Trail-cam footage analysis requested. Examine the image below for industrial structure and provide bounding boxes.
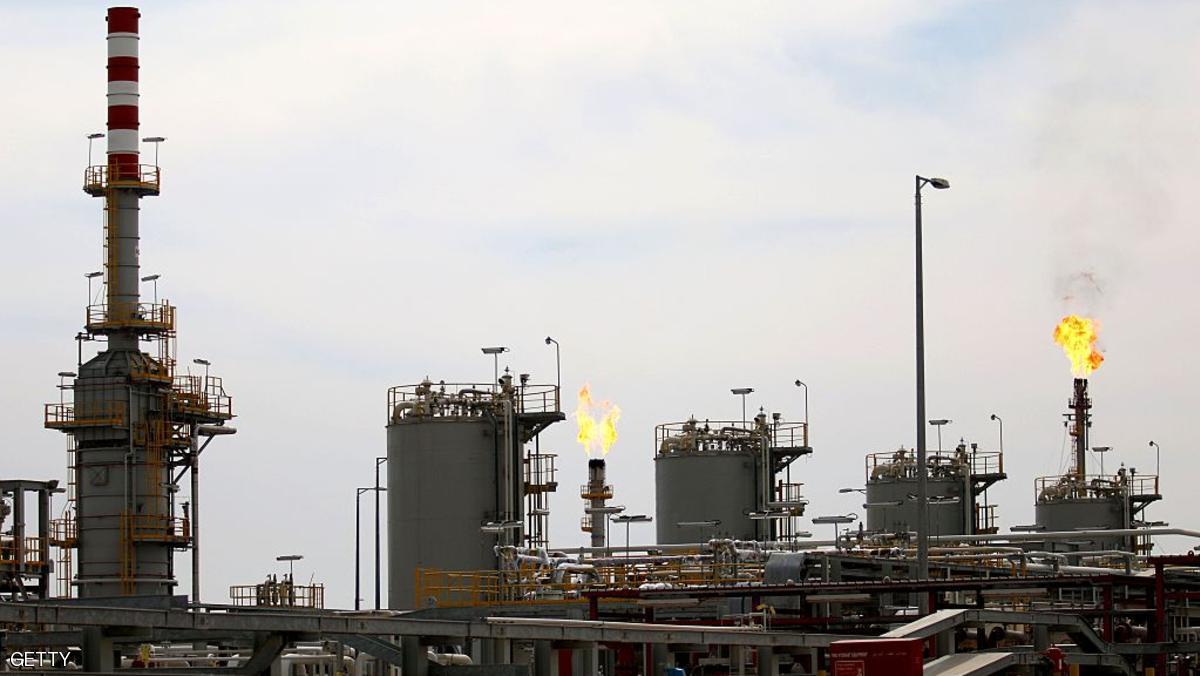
[1,6,1199,676]
[655,412,811,544]
[863,439,1005,537]
[39,6,233,600]
[1033,378,1161,557]
[386,375,563,609]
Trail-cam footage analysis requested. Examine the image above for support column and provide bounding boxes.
[578,642,599,676]
[756,647,777,676]
[402,636,428,676]
[534,640,556,676]
[651,643,671,676]
[82,628,115,673]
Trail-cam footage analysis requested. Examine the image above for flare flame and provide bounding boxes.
[574,384,621,457]
[1053,315,1105,377]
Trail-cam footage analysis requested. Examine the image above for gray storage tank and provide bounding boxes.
[1032,378,1160,556]
[655,414,810,544]
[387,376,562,609]
[863,443,1005,537]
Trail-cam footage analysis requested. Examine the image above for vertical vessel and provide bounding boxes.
[44,7,232,598]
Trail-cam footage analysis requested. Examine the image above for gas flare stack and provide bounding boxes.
[580,459,619,548]
[43,6,233,599]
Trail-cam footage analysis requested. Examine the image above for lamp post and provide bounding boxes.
[812,514,857,552]
[731,388,754,425]
[141,274,160,305]
[794,379,809,446]
[374,456,387,610]
[544,337,560,408]
[190,424,236,605]
[929,419,952,453]
[989,414,1003,453]
[482,347,509,392]
[85,271,103,307]
[1149,440,1160,480]
[276,554,303,581]
[86,132,104,167]
[56,372,75,405]
[915,173,950,586]
[611,514,652,563]
[355,487,371,610]
[1093,446,1112,476]
[193,358,210,392]
[142,136,166,166]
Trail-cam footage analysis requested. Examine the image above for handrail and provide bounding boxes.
[44,400,127,429]
[86,301,175,333]
[83,163,160,193]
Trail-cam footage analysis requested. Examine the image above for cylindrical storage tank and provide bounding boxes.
[387,381,523,610]
[1034,496,1127,553]
[654,420,763,544]
[387,416,500,609]
[865,475,968,537]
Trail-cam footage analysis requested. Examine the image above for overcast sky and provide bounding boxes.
[3,1,1198,609]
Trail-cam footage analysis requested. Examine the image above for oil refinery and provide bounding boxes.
[3,6,1199,676]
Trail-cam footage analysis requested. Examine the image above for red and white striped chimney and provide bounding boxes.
[106,7,139,179]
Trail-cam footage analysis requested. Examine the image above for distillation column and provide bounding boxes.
[45,7,233,598]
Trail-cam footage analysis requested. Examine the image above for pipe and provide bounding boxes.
[191,428,200,604]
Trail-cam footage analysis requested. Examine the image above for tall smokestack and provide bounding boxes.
[106,7,140,178]
[103,7,144,344]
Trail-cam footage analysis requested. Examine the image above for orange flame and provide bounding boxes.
[1053,315,1105,377]
[574,384,620,457]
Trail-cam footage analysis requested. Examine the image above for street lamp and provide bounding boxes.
[731,388,754,425]
[86,132,104,167]
[482,346,509,392]
[141,274,161,304]
[929,419,952,453]
[794,379,809,446]
[1149,441,1161,479]
[189,424,235,606]
[990,414,1004,453]
[544,337,561,408]
[142,136,166,166]
[85,271,103,307]
[374,456,387,610]
[1092,446,1112,476]
[55,372,76,405]
[276,554,303,581]
[812,514,858,552]
[915,173,950,587]
[611,514,652,563]
[355,487,373,610]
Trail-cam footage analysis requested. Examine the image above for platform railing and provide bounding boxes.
[86,301,175,333]
[84,164,160,193]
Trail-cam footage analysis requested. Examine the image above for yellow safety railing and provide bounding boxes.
[415,559,766,609]
[580,483,614,500]
[127,514,190,544]
[230,582,325,609]
[44,400,127,429]
[0,537,50,567]
[49,517,77,548]
[84,164,161,193]
[86,301,175,333]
